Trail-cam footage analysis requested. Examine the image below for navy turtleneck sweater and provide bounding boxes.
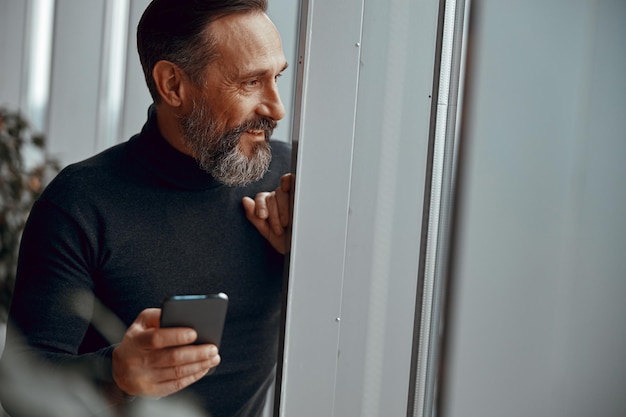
[1,107,291,417]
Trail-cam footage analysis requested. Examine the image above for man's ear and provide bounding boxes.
[152,60,188,107]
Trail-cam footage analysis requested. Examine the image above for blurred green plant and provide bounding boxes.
[0,107,60,321]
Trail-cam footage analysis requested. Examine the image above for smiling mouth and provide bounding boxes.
[246,129,266,139]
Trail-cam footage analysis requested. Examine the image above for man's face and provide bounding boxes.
[180,11,288,187]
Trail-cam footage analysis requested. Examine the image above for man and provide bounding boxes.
[0,1,292,416]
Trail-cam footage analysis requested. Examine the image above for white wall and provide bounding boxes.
[442,1,626,416]
[279,0,440,415]
[0,1,27,108]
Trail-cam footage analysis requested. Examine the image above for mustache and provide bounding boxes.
[231,117,277,135]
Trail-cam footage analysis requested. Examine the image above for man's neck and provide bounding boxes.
[155,103,193,157]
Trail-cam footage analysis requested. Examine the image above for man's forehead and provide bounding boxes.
[209,12,282,50]
[208,12,287,76]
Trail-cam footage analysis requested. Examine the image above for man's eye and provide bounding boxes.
[244,79,259,87]
[275,73,283,82]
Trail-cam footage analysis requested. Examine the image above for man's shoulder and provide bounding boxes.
[41,142,130,204]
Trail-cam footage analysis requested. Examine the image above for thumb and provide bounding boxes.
[242,196,256,220]
[135,308,162,330]
[242,196,270,237]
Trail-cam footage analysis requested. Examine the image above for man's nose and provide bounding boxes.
[258,83,286,121]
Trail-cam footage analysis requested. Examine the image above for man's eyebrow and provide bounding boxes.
[238,62,289,79]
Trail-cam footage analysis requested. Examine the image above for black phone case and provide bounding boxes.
[160,293,229,347]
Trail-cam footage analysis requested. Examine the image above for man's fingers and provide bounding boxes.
[134,327,198,350]
[113,339,220,397]
[242,195,256,218]
[254,192,273,220]
[275,188,291,228]
[280,173,293,192]
[127,308,196,350]
[243,196,270,237]
[148,344,219,368]
[253,192,271,219]
[150,368,214,398]
[246,192,284,237]
[277,173,293,227]
[242,174,294,255]
[258,192,284,236]
[151,351,220,381]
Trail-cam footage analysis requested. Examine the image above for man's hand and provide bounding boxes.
[243,173,293,255]
[112,308,220,398]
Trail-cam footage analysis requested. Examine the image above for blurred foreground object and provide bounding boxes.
[0,330,207,417]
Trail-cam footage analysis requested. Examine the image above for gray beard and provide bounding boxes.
[180,98,274,187]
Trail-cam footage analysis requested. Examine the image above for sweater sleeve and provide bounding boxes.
[7,197,98,353]
[0,197,123,414]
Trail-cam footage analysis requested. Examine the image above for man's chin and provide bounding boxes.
[209,147,272,187]
[239,132,270,156]
[213,168,269,187]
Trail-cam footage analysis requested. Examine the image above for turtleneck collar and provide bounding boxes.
[127,105,223,191]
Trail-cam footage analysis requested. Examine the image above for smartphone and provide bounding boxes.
[160,293,229,347]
